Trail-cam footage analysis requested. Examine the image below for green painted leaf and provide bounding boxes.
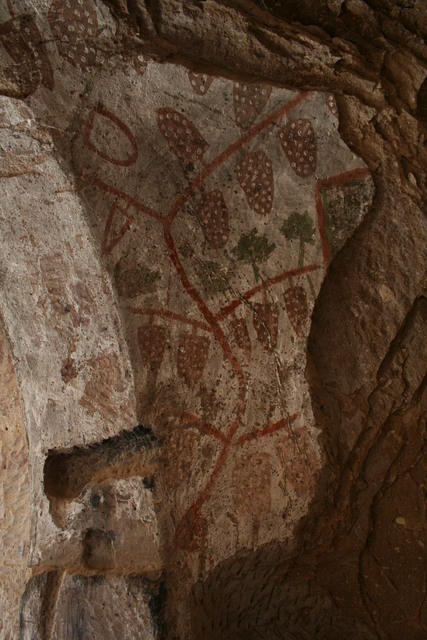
[281,211,315,245]
[115,263,160,298]
[194,259,232,294]
[232,228,275,280]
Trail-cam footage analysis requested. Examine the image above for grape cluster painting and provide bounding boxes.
[73,61,374,562]
[0,1,374,569]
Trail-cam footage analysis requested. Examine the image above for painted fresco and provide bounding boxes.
[0,0,374,585]
[71,63,373,565]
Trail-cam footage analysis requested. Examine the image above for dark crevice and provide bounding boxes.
[44,425,160,502]
[82,528,117,571]
[416,76,427,126]
[148,575,168,639]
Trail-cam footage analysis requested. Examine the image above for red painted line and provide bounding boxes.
[216,264,320,320]
[127,307,213,333]
[235,413,299,446]
[92,178,166,223]
[317,167,371,190]
[165,227,248,548]
[168,93,317,549]
[164,226,247,435]
[102,201,134,256]
[84,106,139,167]
[314,183,332,269]
[167,92,312,225]
[163,228,246,394]
[198,435,234,493]
[315,167,371,269]
[174,410,300,549]
[178,412,227,444]
[7,0,15,17]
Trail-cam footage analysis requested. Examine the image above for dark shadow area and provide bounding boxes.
[188,265,426,639]
[44,425,159,501]
[19,572,164,640]
[417,77,427,127]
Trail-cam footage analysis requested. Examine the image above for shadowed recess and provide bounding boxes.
[44,425,160,501]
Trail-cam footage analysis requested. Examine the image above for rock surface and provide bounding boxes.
[0,1,425,639]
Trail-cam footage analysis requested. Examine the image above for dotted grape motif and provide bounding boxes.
[279,118,317,177]
[252,302,279,351]
[230,317,251,361]
[138,324,168,373]
[188,71,214,96]
[0,14,54,92]
[283,285,308,336]
[197,190,230,248]
[232,452,271,516]
[177,333,210,386]
[48,0,98,69]
[233,82,272,129]
[157,108,208,164]
[236,150,274,216]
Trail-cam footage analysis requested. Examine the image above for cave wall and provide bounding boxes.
[0,1,425,639]
[0,322,30,640]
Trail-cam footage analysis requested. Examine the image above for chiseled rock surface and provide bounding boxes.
[0,94,138,577]
[0,324,30,640]
[20,573,158,639]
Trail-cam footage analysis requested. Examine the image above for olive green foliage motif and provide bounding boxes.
[115,262,161,298]
[194,259,232,294]
[281,211,315,267]
[232,227,275,280]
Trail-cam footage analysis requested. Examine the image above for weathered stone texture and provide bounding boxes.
[0,323,30,640]
[19,573,157,639]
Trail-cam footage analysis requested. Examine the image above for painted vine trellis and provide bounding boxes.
[0,0,372,547]
[79,71,370,552]
[0,0,372,555]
